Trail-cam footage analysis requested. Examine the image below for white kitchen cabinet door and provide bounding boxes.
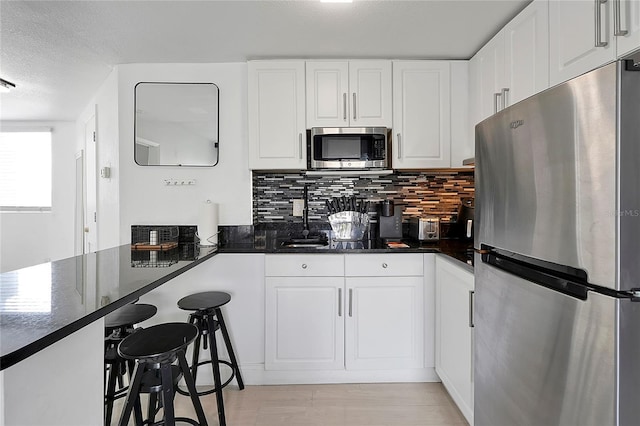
[248,60,306,170]
[345,276,424,370]
[348,60,392,127]
[306,60,392,128]
[549,0,616,86]
[306,61,350,128]
[471,32,505,124]
[503,0,549,107]
[616,0,640,57]
[265,276,345,370]
[392,61,451,169]
[435,255,474,426]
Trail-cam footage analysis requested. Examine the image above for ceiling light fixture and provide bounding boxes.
[320,0,353,3]
[0,78,16,93]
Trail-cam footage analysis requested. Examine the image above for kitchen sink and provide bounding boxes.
[281,237,328,248]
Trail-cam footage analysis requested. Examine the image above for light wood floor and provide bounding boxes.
[111,382,468,426]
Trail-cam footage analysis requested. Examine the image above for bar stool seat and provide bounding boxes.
[117,322,207,426]
[104,303,157,426]
[177,291,244,426]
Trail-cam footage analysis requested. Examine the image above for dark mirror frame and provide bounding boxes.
[134,82,219,167]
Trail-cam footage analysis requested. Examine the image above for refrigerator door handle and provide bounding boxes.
[469,290,475,328]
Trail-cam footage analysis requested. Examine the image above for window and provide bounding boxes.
[0,129,52,211]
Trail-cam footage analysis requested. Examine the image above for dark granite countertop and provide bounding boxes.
[0,244,217,370]
[1,225,472,370]
[218,225,474,270]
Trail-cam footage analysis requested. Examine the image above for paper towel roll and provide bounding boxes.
[198,200,219,246]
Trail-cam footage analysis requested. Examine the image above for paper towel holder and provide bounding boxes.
[197,199,219,246]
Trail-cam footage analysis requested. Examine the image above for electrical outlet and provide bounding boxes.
[292,199,304,217]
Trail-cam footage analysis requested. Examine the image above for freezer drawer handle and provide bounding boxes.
[482,249,589,300]
[630,289,640,302]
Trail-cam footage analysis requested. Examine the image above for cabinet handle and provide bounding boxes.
[301,263,307,269]
[338,288,342,317]
[595,0,609,47]
[396,134,402,159]
[299,133,303,159]
[501,88,510,109]
[343,93,347,121]
[352,93,357,120]
[493,93,502,114]
[614,0,628,36]
[469,290,475,328]
[348,288,353,317]
[382,263,388,268]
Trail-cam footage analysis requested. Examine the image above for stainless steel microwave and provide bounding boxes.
[309,127,388,170]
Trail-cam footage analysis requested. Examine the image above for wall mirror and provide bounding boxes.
[134,82,219,166]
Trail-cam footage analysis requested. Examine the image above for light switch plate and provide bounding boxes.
[292,199,304,217]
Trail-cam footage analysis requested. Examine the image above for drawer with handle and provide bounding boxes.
[265,254,344,277]
[345,253,423,277]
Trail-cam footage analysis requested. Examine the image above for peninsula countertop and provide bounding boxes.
[1,225,472,370]
[0,244,217,370]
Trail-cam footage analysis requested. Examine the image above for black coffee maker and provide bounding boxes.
[378,200,403,241]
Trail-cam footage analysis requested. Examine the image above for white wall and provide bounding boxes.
[117,63,252,244]
[0,121,76,272]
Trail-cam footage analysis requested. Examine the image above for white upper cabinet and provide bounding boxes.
[248,60,307,170]
[306,60,392,128]
[616,0,640,57]
[392,61,452,169]
[549,0,640,86]
[470,0,548,126]
[504,0,550,106]
[469,33,505,125]
[549,0,616,85]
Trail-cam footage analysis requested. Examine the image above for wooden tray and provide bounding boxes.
[131,242,179,251]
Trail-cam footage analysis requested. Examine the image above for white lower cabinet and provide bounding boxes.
[265,253,428,380]
[435,255,475,425]
[265,254,345,371]
[265,276,345,370]
[345,254,424,370]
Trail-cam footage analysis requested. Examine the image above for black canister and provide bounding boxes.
[380,200,394,217]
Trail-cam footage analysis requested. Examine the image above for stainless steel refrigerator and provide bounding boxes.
[474,60,640,426]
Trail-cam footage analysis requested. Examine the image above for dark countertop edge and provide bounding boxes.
[217,245,474,271]
[0,248,218,371]
[436,252,474,274]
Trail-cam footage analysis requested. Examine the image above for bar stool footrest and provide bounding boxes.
[176,359,235,397]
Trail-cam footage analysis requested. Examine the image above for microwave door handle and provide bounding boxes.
[299,133,303,159]
[397,133,402,159]
[343,93,347,121]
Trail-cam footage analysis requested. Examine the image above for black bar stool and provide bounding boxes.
[117,322,208,426]
[177,291,244,426]
[104,303,157,426]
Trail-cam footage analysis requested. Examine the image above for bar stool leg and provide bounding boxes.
[177,350,209,426]
[214,307,245,390]
[118,362,145,426]
[105,362,118,426]
[147,392,158,425]
[191,331,202,386]
[206,316,226,426]
[160,363,176,426]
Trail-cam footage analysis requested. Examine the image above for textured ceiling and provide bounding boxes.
[0,0,530,121]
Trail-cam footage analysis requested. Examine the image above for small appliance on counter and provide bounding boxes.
[409,217,440,241]
[455,197,474,240]
[378,200,403,242]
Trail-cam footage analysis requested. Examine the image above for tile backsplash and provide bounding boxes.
[252,170,474,224]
